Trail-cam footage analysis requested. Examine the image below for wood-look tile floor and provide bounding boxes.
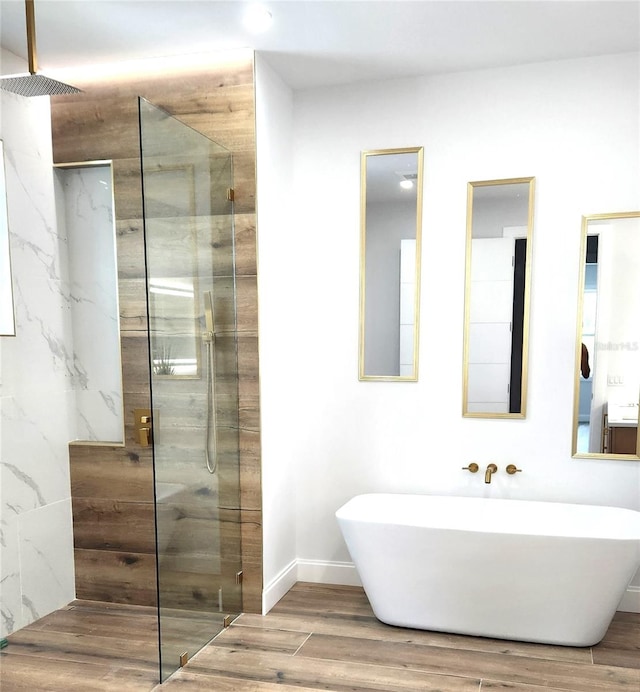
[1,582,638,691]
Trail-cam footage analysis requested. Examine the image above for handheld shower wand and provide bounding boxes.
[203,291,218,474]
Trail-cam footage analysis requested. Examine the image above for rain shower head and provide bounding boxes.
[0,1,80,97]
[0,73,80,97]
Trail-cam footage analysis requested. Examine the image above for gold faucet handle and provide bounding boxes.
[138,427,152,446]
[506,464,522,475]
[462,463,479,473]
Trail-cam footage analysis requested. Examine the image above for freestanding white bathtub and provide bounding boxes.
[336,493,640,646]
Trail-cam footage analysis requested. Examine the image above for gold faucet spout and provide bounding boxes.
[484,463,498,483]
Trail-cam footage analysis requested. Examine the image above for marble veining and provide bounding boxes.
[18,500,75,629]
[20,595,38,622]
[2,462,47,509]
[4,152,63,282]
[55,166,123,442]
[0,515,21,635]
[0,90,76,638]
[6,276,76,388]
[1,392,71,507]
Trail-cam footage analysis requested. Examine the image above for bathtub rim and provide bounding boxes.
[336,492,640,542]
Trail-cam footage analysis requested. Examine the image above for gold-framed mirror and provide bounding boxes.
[572,211,640,460]
[462,177,535,417]
[359,147,424,381]
[0,139,16,336]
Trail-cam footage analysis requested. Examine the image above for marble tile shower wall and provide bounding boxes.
[0,91,75,637]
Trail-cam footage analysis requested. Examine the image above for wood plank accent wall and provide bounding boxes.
[50,52,262,614]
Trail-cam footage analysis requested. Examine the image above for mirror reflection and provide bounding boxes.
[463,178,535,417]
[573,212,640,459]
[0,140,16,336]
[359,147,423,381]
[149,277,199,377]
[144,164,202,379]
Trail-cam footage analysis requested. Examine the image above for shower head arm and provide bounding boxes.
[25,0,38,75]
[0,0,81,96]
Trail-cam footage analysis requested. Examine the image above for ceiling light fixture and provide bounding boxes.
[243,4,273,33]
[400,179,414,190]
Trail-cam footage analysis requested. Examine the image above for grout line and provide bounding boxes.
[291,631,313,657]
[232,616,309,636]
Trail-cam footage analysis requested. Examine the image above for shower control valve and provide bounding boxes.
[134,408,153,447]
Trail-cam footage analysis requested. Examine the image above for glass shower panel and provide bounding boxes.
[138,98,242,683]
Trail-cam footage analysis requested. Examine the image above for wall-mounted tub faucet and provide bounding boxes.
[484,464,498,483]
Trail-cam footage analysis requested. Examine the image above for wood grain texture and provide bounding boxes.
[0,655,158,691]
[69,444,154,502]
[234,213,258,275]
[52,50,260,615]
[238,335,261,433]
[2,627,158,671]
[240,509,264,614]
[118,278,150,336]
[187,646,480,691]
[239,429,262,511]
[112,158,144,221]
[297,633,640,692]
[73,549,157,606]
[72,499,156,553]
[155,671,322,691]
[234,612,592,664]
[1,584,638,692]
[233,275,259,334]
[591,610,640,669]
[115,218,145,278]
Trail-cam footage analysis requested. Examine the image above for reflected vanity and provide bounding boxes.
[0,140,15,336]
[359,147,424,381]
[462,178,535,417]
[572,212,640,459]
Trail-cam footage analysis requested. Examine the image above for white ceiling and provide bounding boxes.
[0,0,638,90]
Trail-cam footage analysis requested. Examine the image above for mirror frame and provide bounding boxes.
[571,211,640,460]
[0,139,16,337]
[462,176,536,418]
[359,146,424,382]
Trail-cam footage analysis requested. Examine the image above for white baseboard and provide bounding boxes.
[296,559,362,586]
[262,559,361,614]
[262,559,298,615]
[618,586,640,613]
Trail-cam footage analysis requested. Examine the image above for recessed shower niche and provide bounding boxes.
[54,163,123,443]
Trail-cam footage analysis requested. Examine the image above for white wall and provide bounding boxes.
[0,57,76,636]
[257,52,640,606]
[607,219,640,404]
[254,55,298,612]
